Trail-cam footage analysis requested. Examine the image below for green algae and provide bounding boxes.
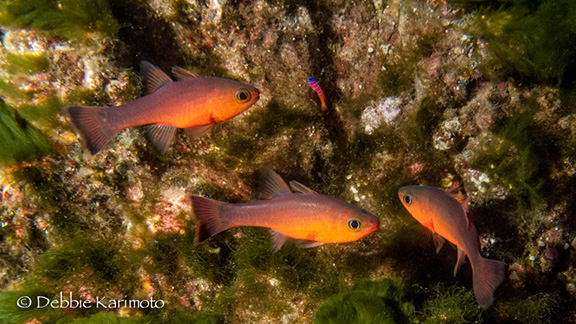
[0,290,58,324]
[470,108,560,210]
[63,312,148,324]
[0,99,52,167]
[313,279,414,324]
[491,292,558,324]
[33,237,124,286]
[19,97,62,127]
[415,286,481,324]
[0,0,119,40]
[462,0,576,87]
[0,80,34,100]
[5,53,50,75]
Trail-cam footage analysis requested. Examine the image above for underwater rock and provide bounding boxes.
[361,97,403,134]
[1,0,576,322]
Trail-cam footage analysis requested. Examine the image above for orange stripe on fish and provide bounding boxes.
[307,76,327,111]
[63,61,260,155]
[190,167,379,252]
[398,185,505,309]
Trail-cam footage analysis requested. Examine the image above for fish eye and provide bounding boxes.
[347,218,362,231]
[236,90,250,102]
[403,195,412,204]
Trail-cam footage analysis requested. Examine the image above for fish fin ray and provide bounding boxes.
[269,230,288,253]
[294,239,323,249]
[454,247,467,276]
[145,124,176,154]
[140,61,173,94]
[172,66,200,80]
[62,105,118,155]
[462,196,471,227]
[289,180,318,195]
[258,167,291,199]
[185,124,213,140]
[190,195,226,245]
[446,187,471,220]
[473,257,505,309]
[433,233,445,253]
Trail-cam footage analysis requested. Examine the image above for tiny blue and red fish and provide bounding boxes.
[307,76,327,111]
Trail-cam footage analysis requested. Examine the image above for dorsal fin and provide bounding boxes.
[258,167,291,200]
[446,187,471,227]
[289,180,318,195]
[172,66,200,81]
[140,61,173,94]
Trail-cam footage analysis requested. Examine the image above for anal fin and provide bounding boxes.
[145,124,177,154]
[294,239,324,249]
[454,247,467,276]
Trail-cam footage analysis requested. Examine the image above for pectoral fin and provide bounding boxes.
[454,247,467,276]
[145,124,176,154]
[270,230,288,253]
[433,233,445,254]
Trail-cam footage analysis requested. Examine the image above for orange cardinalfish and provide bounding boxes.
[398,186,505,309]
[190,168,379,252]
[307,76,327,111]
[63,61,260,155]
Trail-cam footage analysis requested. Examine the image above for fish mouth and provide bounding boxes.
[366,218,380,234]
[252,89,260,103]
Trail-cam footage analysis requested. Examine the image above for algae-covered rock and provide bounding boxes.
[1,0,576,323]
[313,279,414,324]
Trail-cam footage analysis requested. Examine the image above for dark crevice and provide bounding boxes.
[109,0,185,72]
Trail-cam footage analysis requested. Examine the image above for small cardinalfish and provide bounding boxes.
[190,167,379,252]
[63,61,260,155]
[398,186,505,309]
[307,76,327,111]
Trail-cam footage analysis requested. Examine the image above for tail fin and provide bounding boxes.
[62,105,118,155]
[190,195,227,245]
[473,257,505,308]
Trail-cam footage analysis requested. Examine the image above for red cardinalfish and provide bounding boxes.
[398,186,505,308]
[307,76,327,111]
[63,61,260,155]
[190,168,379,252]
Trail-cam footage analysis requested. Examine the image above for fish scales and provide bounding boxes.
[222,194,362,241]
